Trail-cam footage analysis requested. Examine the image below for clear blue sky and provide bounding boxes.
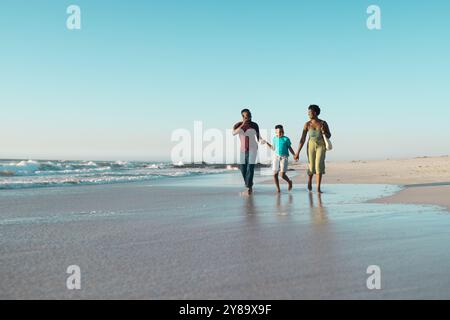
[1,0,449,161]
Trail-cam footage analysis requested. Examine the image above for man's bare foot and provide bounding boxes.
[307,182,312,191]
[288,180,293,191]
[248,187,253,195]
[317,188,323,194]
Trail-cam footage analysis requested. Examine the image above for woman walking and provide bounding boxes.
[294,105,331,193]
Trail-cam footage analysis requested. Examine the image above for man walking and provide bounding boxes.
[232,109,260,195]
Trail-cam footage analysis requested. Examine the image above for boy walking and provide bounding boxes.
[262,125,295,193]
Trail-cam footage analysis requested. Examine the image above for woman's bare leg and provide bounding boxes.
[308,174,313,191]
[316,173,323,193]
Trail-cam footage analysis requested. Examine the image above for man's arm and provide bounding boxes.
[232,121,244,136]
[254,123,260,142]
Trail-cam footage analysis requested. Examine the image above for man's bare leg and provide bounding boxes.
[316,173,323,193]
[240,188,252,196]
[274,174,281,193]
[281,173,293,191]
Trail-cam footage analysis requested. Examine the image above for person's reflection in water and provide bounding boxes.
[242,193,257,216]
[275,193,294,216]
[308,192,328,224]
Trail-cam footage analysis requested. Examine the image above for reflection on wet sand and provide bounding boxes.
[242,193,257,216]
[240,191,329,223]
[308,192,328,225]
[275,194,293,216]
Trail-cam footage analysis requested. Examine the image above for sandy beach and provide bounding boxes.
[1,158,450,299]
[3,0,450,303]
[284,155,450,211]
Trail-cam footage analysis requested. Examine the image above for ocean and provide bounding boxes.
[0,159,245,190]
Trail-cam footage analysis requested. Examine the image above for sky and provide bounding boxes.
[1,0,449,162]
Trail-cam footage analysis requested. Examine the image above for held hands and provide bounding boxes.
[293,153,300,162]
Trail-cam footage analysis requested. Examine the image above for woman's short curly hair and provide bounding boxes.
[308,104,321,116]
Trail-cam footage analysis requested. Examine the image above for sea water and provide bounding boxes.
[0,159,238,190]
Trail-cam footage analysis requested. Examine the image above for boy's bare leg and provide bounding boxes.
[281,173,293,191]
[308,174,313,191]
[316,174,323,193]
[273,174,281,193]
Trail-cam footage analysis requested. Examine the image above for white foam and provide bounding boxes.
[0,160,40,174]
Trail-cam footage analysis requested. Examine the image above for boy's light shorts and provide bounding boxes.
[272,155,289,173]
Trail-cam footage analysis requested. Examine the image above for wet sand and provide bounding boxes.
[1,174,450,299]
[278,156,450,211]
[372,184,450,211]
